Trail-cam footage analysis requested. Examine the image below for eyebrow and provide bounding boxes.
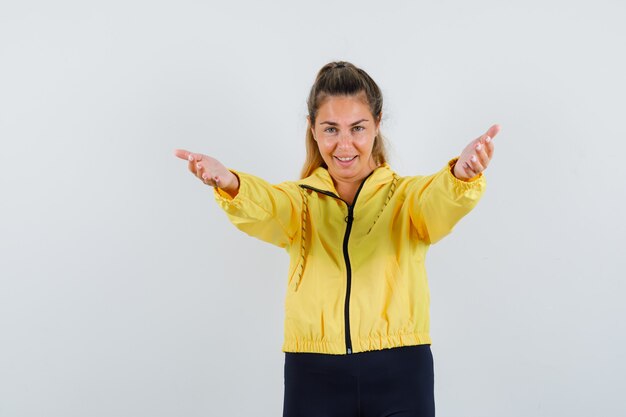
[319,119,369,126]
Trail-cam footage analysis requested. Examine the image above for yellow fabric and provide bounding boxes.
[214,158,486,354]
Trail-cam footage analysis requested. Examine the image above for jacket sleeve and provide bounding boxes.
[213,170,301,249]
[407,158,486,244]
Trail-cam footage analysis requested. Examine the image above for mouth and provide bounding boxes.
[334,155,357,162]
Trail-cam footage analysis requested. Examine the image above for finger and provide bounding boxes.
[174,149,190,160]
[183,152,204,163]
[195,162,204,177]
[485,124,501,141]
[188,160,198,175]
[175,149,205,163]
[203,173,219,188]
[461,160,476,178]
[474,143,490,167]
[484,138,495,159]
[469,154,484,174]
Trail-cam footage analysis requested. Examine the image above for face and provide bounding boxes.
[310,94,381,185]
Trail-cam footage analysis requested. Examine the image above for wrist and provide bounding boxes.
[451,158,478,182]
[219,171,240,197]
[450,159,464,179]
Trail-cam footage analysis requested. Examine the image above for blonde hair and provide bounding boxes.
[300,61,389,179]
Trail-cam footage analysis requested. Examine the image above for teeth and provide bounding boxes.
[336,156,355,162]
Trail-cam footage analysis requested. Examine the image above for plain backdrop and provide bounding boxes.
[1,1,625,416]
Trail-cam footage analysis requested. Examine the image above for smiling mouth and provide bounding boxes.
[334,156,357,162]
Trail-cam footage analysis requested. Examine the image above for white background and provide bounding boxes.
[1,1,625,416]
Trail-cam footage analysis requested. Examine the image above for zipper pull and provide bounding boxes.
[345,208,354,223]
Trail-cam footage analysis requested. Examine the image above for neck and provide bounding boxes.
[334,181,353,203]
[332,158,379,204]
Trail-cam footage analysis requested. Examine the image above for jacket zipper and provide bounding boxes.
[300,175,370,355]
[342,204,355,354]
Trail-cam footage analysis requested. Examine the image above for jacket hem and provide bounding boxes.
[282,333,432,355]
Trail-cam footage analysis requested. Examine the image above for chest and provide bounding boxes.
[301,187,409,247]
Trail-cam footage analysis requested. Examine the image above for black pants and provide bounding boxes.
[283,344,435,417]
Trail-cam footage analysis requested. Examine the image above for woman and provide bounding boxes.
[175,61,499,417]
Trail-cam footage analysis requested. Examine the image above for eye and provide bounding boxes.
[352,126,365,132]
[324,127,337,133]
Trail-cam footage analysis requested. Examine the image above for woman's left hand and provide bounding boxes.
[453,124,501,181]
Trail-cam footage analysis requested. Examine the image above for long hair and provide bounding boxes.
[300,61,389,179]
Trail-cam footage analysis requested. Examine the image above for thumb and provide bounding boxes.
[485,124,502,140]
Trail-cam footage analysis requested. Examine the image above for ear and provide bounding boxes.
[376,112,382,133]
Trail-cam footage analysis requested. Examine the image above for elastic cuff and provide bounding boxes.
[447,158,484,185]
[213,169,243,204]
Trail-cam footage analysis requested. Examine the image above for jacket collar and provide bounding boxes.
[297,163,395,199]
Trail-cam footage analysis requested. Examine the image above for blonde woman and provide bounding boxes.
[175,61,499,417]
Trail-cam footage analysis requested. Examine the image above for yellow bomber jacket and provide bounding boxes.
[214,159,485,355]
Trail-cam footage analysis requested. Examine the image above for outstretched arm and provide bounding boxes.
[174,149,240,198]
[409,124,501,244]
[174,148,302,248]
[452,124,500,181]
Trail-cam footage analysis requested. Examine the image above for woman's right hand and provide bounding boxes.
[174,149,240,197]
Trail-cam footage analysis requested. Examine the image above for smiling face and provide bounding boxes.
[310,94,381,186]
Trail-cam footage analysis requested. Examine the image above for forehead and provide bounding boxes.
[316,94,372,123]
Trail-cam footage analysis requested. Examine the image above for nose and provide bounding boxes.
[337,132,353,149]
